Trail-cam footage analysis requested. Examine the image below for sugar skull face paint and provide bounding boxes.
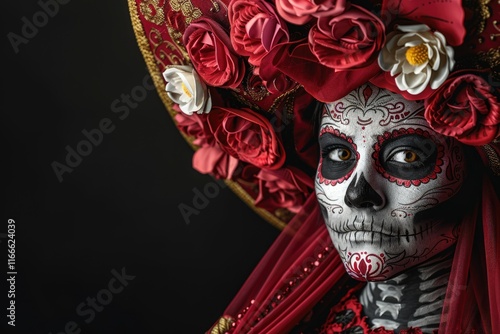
[315,84,466,281]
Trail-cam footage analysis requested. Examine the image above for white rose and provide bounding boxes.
[162,65,212,115]
[378,24,455,95]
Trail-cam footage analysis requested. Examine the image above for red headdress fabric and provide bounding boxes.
[437,144,500,333]
[219,193,342,333]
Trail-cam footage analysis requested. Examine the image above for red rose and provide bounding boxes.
[174,106,215,146]
[175,111,238,179]
[380,0,465,46]
[424,72,500,145]
[257,53,297,94]
[259,38,381,102]
[192,146,239,180]
[208,107,286,169]
[253,166,313,213]
[174,110,214,147]
[183,17,245,89]
[275,0,347,25]
[229,0,289,68]
[309,5,385,70]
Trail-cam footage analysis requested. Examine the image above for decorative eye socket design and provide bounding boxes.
[373,128,444,187]
[318,127,358,184]
[389,150,419,163]
[328,148,352,162]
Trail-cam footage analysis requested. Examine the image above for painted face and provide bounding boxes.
[315,84,466,281]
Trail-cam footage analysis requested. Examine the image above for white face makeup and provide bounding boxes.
[315,84,467,281]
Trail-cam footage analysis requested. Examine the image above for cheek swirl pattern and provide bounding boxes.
[345,251,386,281]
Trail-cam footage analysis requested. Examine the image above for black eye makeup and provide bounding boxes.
[378,134,437,180]
[319,132,357,180]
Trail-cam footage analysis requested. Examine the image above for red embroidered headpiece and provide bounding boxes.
[128,0,500,228]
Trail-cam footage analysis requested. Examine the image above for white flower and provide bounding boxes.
[378,24,455,95]
[162,65,212,115]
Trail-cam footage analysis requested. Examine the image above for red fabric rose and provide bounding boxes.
[253,166,313,213]
[424,72,500,146]
[207,107,286,170]
[275,0,347,25]
[175,111,239,179]
[381,0,465,46]
[260,38,382,102]
[247,70,293,99]
[174,110,214,147]
[309,4,385,70]
[192,146,239,180]
[257,48,298,94]
[229,0,289,68]
[183,17,245,89]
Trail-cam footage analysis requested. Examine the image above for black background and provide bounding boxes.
[2,1,280,333]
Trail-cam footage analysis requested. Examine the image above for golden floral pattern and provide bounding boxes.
[139,0,165,25]
[170,0,202,25]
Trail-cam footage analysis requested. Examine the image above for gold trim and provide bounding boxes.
[127,0,287,230]
[482,144,500,176]
[477,0,491,35]
[169,0,202,25]
[139,0,165,25]
[209,0,221,13]
[478,47,500,81]
[210,316,234,334]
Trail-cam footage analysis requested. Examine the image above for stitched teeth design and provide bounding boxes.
[327,216,433,246]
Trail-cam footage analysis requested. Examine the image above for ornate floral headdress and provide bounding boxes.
[129,0,500,228]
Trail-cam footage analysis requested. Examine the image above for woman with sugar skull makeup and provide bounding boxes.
[315,84,485,332]
[129,0,499,332]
